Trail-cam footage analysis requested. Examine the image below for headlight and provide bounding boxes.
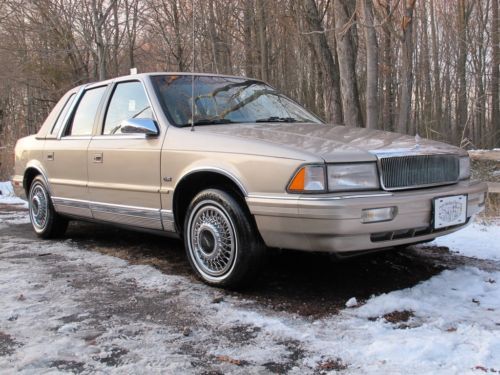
[459,156,471,180]
[287,165,326,192]
[327,163,379,191]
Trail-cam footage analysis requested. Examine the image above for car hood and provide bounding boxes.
[199,122,464,162]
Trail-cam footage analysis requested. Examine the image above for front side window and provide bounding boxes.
[66,86,107,136]
[103,81,153,135]
[151,75,322,127]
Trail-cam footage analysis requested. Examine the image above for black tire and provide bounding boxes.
[183,188,265,289]
[28,176,68,239]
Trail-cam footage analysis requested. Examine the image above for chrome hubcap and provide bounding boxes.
[30,184,48,230]
[189,202,236,278]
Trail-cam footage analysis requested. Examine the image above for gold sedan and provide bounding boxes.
[12,73,487,288]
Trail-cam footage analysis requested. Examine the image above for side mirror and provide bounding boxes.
[120,118,159,136]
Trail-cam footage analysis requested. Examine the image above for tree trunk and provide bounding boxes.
[381,26,394,131]
[361,0,378,129]
[302,0,343,124]
[256,0,269,81]
[112,1,119,76]
[420,1,432,136]
[455,0,468,144]
[429,0,442,136]
[492,0,499,147]
[243,0,254,77]
[334,0,363,127]
[173,0,185,71]
[92,0,117,81]
[397,0,416,135]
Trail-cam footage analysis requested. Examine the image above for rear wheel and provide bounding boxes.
[184,189,264,289]
[28,176,68,238]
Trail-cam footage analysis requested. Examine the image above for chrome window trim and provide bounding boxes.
[57,86,86,140]
[97,79,161,137]
[90,134,149,140]
[58,85,109,139]
[58,136,93,140]
[48,93,77,138]
[143,76,173,128]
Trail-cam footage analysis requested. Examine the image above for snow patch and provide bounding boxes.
[345,297,358,308]
[429,221,500,261]
[0,181,27,207]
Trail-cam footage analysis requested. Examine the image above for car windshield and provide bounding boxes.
[151,75,323,127]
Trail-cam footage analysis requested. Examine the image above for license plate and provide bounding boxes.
[433,195,467,229]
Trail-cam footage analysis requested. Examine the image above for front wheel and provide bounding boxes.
[184,189,264,289]
[28,176,68,238]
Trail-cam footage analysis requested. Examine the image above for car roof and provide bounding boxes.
[83,72,263,89]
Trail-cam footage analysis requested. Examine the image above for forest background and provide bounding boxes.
[0,0,498,177]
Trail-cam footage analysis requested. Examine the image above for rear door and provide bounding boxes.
[44,85,108,218]
[87,79,165,230]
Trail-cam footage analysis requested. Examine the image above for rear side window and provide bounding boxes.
[50,93,75,136]
[66,86,106,136]
[103,81,153,135]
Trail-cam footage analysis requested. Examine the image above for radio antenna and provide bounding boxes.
[190,0,195,132]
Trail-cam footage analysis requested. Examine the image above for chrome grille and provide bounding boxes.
[379,154,459,190]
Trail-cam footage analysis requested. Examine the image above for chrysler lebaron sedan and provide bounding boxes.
[13,73,488,287]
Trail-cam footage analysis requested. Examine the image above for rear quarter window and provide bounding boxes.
[36,90,75,138]
[49,93,76,136]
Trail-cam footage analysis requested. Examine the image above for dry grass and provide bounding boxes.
[479,193,500,222]
[0,146,14,181]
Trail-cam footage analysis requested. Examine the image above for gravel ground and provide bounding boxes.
[1,203,499,374]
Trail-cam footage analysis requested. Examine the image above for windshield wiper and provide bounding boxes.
[180,118,236,127]
[255,116,297,123]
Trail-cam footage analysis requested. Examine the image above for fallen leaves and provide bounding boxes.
[383,310,414,324]
[317,358,348,371]
[215,355,244,366]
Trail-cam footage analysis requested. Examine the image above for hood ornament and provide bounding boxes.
[413,133,421,150]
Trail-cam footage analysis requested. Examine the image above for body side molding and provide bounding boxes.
[51,197,177,232]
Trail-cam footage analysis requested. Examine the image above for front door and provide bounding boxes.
[87,80,165,230]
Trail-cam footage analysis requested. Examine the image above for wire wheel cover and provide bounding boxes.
[30,184,48,230]
[189,202,236,277]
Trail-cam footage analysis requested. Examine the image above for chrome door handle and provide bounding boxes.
[46,152,54,161]
[92,153,103,163]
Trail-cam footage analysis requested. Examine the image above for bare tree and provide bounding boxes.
[302,0,343,124]
[91,0,117,80]
[333,0,363,127]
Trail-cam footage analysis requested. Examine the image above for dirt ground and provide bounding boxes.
[7,206,448,318]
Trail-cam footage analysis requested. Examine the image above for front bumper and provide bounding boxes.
[246,180,487,254]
